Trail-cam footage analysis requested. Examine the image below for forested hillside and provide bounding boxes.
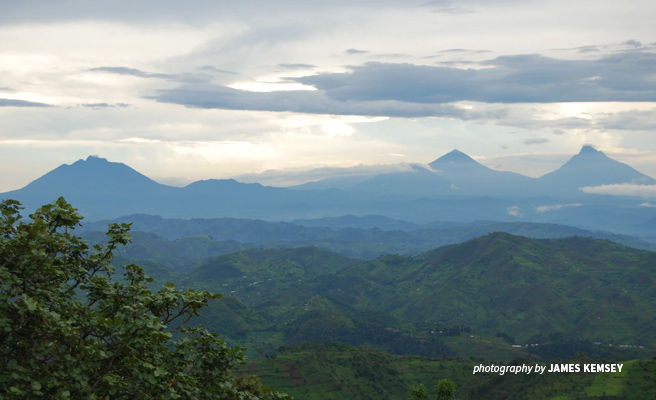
[113,231,656,363]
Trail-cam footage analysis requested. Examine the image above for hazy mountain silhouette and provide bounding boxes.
[351,164,453,196]
[16,156,169,194]
[1,156,379,221]
[295,150,534,196]
[538,145,656,193]
[1,156,177,219]
[428,149,486,170]
[428,149,535,195]
[2,148,655,228]
[295,147,653,198]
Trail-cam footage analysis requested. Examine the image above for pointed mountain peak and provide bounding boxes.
[567,146,614,166]
[85,155,109,162]
[578,145,603,156]
[538,146,656,187]
[70,155,112,168]
[440,149,473,162]
[430,149,478,165]
[429,149,489,171]
[18,155,166,194]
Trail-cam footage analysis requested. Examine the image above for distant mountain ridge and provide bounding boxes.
[2,148,655,231]
[79,214,656,262]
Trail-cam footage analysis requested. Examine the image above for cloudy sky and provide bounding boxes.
[1,0,656,192]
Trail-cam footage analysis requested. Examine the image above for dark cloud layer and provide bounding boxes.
[277,63,316,70]
[152,51,656,118]
[89,67,177,80]
[78,103,130,109]
[90,66,213,84]
[295,52,656,104]
[561,40,656,54]
[152,83,507,119]
[0,98,52,107]
[345,49,369,55]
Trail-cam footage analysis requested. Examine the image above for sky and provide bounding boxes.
[1,0,656,192]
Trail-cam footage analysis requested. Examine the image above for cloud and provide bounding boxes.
[640,201,656,208]
[557,39,656,54]
[436,48,490,57]
[597,109,656,131]
[78,103,130,109]
[0,98,52,107]
[623,39,643,48]
[89,66,178,80]
[345,49,368,55]
[293,52,656,104]
[580,183,656,197]
[152,51,656,118]
[89,66,215,84]
[152,83,498,118]
[507,205,522,216]
[570,45,601,54]
[196,66,238,75]
[277,63,316,70]
[523,137,549,145]
[534,203,581,213]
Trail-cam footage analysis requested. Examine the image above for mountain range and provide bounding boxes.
[294,145,655,197]
[2,146,655,235]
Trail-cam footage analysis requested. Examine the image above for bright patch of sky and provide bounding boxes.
[0,0,655,192]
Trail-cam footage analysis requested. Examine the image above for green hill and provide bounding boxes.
[106,232,656,363]
[80,215,656,261]
[183,246,359,288]
[311,233,656,348]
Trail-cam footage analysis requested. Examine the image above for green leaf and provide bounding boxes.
[0,198,290,400]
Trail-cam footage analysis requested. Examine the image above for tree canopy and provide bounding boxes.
[407,379,458,400]
[0,197,290,399]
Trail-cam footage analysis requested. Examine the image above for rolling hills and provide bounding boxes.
[80,214,656,267]
[318,233,656,347]
[108,231,656,360]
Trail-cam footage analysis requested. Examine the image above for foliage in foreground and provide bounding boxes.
[0,198,290,399]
